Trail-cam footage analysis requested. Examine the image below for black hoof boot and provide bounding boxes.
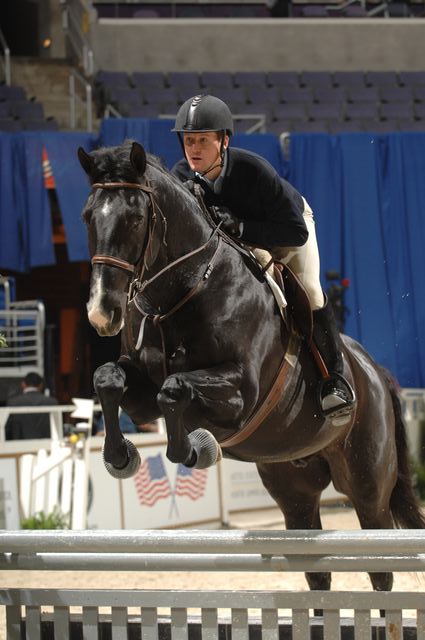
[103,438,141,478]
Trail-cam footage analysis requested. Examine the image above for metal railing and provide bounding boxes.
[0,27,11,85]
[61,0,95,76]
[69,68,93,131]
[0,529,424,638]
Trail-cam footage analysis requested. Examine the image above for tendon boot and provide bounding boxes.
[312,301,356,426]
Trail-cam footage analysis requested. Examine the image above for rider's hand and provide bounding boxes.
[211,206,243,239]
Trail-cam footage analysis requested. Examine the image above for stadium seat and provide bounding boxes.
[131,72,166,90]
[313,86,347,103]
[346,86,380,103]
[246,86,281,105]
[280,86,313,103]
[233,72,268,90]
[273,103,308,120]
[300,71,333,88]
[365,71,399,87]
[333,71,366,87]
[345,101,380,120]
[308,102,343,121]
[379,86,413,103]
[380,102,414,120]
[200,72,234,90]
[267,71,300,88]
[398,71,425,87]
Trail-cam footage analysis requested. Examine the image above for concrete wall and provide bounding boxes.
[90,18,425,72]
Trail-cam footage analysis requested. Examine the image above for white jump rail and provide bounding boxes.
[0,529,425,639]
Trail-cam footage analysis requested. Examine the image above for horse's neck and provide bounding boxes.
[154,179,213,263]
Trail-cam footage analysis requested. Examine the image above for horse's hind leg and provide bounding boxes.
[257,458,333,600]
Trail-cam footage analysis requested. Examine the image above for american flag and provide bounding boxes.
[174,464,208,501]
[134,453,172,507]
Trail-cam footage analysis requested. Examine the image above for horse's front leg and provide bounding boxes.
[94,361,141,478]
[157,363,245,468]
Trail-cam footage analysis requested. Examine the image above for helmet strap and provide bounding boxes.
[199,131,227,178]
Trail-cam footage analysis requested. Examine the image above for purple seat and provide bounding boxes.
[345,102,380,120]
[0,118,23,132]
[267,119,298,135]
[399,119,425,131]
[95,70,130,88]
[380,102,414,120]
[399,71,425,87]
[414,103,425,119]
[291,120,329,132]
[379,86,413,103]
[346,86,380,103]
[267,72,300,88]
[274,103,308,120]
[246,86,281,104]
[167,72,201,97]
[108,86,143,107]
[365,71,399,87]
[280,86,313,103]
[313,86,347,103]
[412,86,425,102]
[124,104,160,118]
[205,87,247,108]
[233,72,268,90]
[362,119,398,133]
[143,87,179,106]
[23,118,59,131]
[131,72,166,90]
[300,71,333,88]
[333,71,366,88]
[236,102,273,124]
[0,102,11,118]
[10,100,44,120]
[308,102,343,120]
[0,85,26,100]
[328,120,363,133]
[200,72,234,90]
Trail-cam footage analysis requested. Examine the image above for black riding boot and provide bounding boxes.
[312,301,355,425]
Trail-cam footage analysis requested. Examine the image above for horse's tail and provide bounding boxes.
[381,367,425,529]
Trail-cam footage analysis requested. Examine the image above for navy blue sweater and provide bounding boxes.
[172,147,308,249]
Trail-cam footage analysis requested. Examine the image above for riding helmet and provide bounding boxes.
[172,94,234,136]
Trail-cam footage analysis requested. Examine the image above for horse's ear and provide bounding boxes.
[78,147,95,176]
[130,142,147,176]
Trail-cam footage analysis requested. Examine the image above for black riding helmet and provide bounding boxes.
[173,95,233,175]
[172,94,234,135]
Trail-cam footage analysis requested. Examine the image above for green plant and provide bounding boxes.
[0,333,6,348]
[21,506,69,530]
[412,462,425,501]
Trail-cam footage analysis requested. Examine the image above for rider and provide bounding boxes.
[171,93,355,424]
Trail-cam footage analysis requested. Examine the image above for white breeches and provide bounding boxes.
[253,198,325,311]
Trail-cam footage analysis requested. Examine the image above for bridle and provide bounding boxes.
[90,181,155,279]
[89,179,223,377]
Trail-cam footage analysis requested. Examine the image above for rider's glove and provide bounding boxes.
[211,206,244,239]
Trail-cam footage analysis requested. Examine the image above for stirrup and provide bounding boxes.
[318,373,356,424]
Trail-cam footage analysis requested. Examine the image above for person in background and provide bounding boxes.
[93,409,159,436]
[5,372,58,440]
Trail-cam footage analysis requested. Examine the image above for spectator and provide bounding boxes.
[5,372,58,440]
[93,409,159,435]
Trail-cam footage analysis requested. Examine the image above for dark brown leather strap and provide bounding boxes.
[91,255,136,274]
[91,181,154,192]
[219,334,300,448]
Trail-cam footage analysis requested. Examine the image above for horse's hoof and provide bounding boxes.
[188,428,222,469]
[103,438,141,479]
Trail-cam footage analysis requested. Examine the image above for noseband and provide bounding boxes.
[90,181,155,276]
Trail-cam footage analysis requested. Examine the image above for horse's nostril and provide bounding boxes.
[111,307,122,326]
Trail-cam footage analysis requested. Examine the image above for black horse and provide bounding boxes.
[79,140,425,596]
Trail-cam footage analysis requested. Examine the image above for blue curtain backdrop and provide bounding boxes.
[0,124,424,386]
